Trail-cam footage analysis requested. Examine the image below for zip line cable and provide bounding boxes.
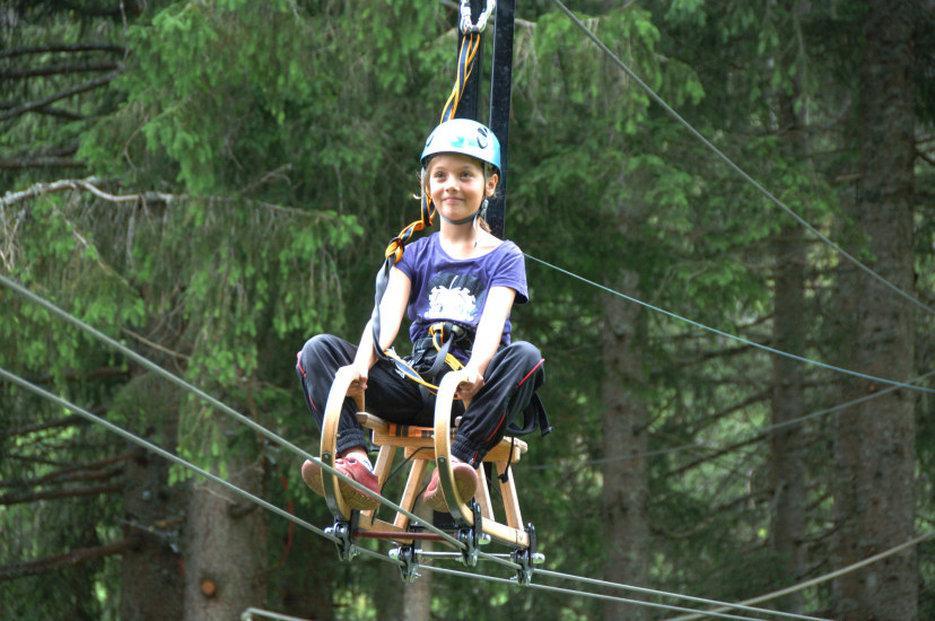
[0,367,815,621]
[533,568,826,621]
[668,531,934,621]
[550,0,934,317]
[423,565,800,621]
[0,342,821,619]
[241,608,312,621]
[531,368,935,470]
[0,275,530,572]
[525,254,935,395]
[0,274,474,558]
[0,366,336,545]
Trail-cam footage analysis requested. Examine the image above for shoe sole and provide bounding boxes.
[301,460,379,512]
[425,466,477,512]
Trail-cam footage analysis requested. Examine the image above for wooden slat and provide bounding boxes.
[498,462,523,530]
[475,465,494,520]
[481,518,529,548]
[355,412,388,433]
[393,458,428,531]
[372,445,396,489]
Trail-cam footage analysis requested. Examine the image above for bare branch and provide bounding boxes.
[0,465,124,490]
[0,483,121,505]
[0,176,330,221]
[665,432,769,479]
[0,43,126,59]
[0,101,84,120]
[0,176,173,209]
[0,62,119,80]
[121,327,191,361]
[0,70,120,122]
[4,415,88,438]
[0,538,137,581]
[0,453,131,488]
[0,156,84,169]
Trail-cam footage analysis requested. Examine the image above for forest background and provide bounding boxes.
[0,1,932,620]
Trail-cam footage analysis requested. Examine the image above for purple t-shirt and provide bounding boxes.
[396,233,528,363]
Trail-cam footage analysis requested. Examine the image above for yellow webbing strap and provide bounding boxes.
[384,348,441,393]
[383,32,482,268]
[430,326,465,372]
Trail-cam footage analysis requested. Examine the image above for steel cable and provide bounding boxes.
[549,0,934,316]
[0,274,469,554]
[524,254,934,394]
[0,366,337,543]
[0,360,818,620]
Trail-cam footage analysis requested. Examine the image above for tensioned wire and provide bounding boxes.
[0,282,823,621]
[668,531,934,621]
[0,367,805,621]
[531,568,825,621]
[529,368,935,470]
[424,566,823,621]
[0,273,470,557]
[549,0,934,317]
[242,609,312,621]
[524,254,934,395]
[242,608,311,621]
[0,366,334,545]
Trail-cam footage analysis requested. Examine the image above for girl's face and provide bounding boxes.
[426,154,498,223]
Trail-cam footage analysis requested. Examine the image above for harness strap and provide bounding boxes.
[498,435,516,483]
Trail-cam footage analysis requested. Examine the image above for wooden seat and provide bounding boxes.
[354,411,529,544]
[320,366,533,549]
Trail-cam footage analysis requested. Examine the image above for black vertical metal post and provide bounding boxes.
[486,0,514,238]
[454,0,485,121]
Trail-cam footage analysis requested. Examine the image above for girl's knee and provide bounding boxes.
[296,334,340,378]
[509,341,542,368]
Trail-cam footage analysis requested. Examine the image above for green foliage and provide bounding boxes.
[1,0,932,619]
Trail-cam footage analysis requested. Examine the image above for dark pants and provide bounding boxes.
[295,334,544,466]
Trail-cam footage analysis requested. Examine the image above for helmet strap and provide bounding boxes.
[438,209,480,225]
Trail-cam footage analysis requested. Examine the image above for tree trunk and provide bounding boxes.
[600,268,649,621]
[769,223,808,612]
[833,2,919,618]
[280,517,336,621]
[182,445,267,621]
[120,441,184,621]
[769,19,809,609]
[401,503,433,621]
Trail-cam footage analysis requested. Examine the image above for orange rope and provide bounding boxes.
[384,32,482,266]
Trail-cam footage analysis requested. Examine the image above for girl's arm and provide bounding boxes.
[459,285,516,398]
[350,267,411,388]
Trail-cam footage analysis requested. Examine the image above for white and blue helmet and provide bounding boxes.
[420,118,501,172]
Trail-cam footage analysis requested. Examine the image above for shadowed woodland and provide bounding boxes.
[0,1,933,620]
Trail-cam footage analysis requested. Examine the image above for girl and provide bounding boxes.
[295,118,544,512]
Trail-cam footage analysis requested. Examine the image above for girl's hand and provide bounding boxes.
[339,364,369,393]
[455,367,485,402]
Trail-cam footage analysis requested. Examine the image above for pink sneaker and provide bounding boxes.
[421,461,478,512]
[301,456,380,511]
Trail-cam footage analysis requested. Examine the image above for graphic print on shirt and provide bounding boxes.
[424,272,482,323]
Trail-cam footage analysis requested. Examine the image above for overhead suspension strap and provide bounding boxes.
[371,2,489,373]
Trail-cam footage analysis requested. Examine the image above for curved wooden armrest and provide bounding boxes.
[320,366,365,520]
[433,368,478,525]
